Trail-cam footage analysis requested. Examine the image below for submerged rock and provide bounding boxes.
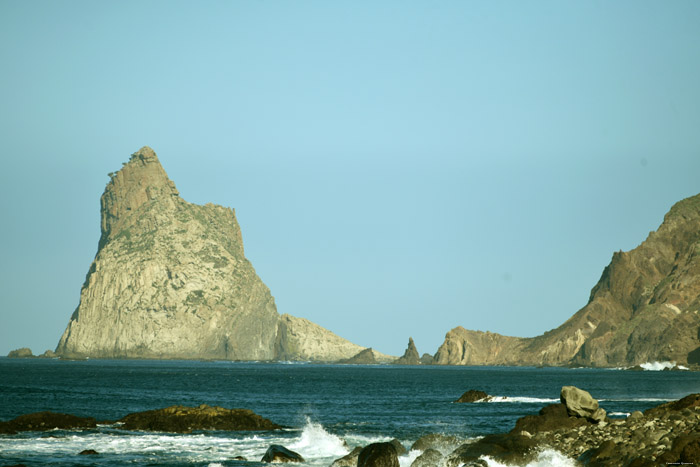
[79,449,99,455]
[455,389,492,403]
[260,444,304,463]
[0,411,97,434]
[118,404,281,433]
[357,442,399,467]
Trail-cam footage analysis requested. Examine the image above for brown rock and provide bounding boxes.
[357,442,399,467]
[0,411,97,434]
[7,348,33,358]
[455,389,492,403]
[117,404,281,433]
[393,337,421,365]
[338,348,377,364]
[260,444,304,463]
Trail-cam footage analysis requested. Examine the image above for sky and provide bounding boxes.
[1,1,700,358]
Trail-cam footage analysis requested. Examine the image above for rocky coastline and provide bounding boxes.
[2,386,700,465]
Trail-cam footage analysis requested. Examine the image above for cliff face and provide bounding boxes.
[434,193,700,367]
[56,147,362,361]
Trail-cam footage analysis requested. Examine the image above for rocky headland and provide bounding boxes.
[54,147,369,362]
[434,192,700,367]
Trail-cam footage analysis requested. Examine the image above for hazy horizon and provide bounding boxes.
[1,1,700,357]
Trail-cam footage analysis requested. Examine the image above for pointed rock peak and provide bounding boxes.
[100,146,179,241]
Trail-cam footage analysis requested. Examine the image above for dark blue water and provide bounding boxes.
[2,358,699,466]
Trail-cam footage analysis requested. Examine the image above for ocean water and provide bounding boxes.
[1,359,699,466]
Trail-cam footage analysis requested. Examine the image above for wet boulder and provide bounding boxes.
[410,433,462,453]
[331,446,363,466]
[261,444,304,463]
[358,442,400,467]
[411,448,443,467]
[446,433,538,466]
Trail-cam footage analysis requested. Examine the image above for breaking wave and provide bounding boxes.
[480,448,577,466]
[486,396,560,404]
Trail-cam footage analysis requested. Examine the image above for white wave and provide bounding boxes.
[288,417,349,459]
[640,361,677,371]
[480,448,576,466]
[486,396,560,404]
[608,412,630,418]
[398,449,422,467]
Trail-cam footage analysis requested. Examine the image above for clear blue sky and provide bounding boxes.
[1,1,699,357]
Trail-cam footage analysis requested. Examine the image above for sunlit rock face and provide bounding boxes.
[434,193,700,367]
[56,147,364,361]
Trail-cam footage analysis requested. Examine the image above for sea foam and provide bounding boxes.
[480,448,577,466]
[486,396,560,404]
[288,417,349,459]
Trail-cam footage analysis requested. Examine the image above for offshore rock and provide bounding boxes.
[393,337,421,365]
[260,444,305,463]
[0,411,97,434]
[118,404,281,433]
[7,348,33,358]
[338,347,378,364]
[434,192,700,367]
[55,147,365,361]
[455,389,492,403]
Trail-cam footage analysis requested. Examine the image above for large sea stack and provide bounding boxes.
[434,193,700,367]
[56,147,364,361]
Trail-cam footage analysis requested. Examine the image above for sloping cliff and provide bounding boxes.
[56,147,364,361]
[434,193,700,367]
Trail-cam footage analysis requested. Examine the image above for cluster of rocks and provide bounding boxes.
[6,347,57,359]
[443,386,700,466]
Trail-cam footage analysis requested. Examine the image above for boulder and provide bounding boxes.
[560,386,601,421]
[118,404,281,433]
[357,442,400,467]
[260,444,304,463]
[411,448,443,467]
[331,446,363,466]
[389,439,407,456]
[0,411,97,434]
[410,433,462,453]
[455,389,492,403]
[446,433,538,466]
[7,348,33,358]
[510,403,591,435]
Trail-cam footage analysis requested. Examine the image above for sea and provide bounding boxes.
[1,359,699,467]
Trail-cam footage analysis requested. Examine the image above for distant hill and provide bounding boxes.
[56,147,365,361]
[434,193,700,367]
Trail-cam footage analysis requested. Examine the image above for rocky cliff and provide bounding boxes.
[434,193,700,367]
[56,147,365,361]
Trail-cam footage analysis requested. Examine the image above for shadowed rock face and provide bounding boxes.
[55,147,365,362]
[434,192,700,367]
[393,337,421,365]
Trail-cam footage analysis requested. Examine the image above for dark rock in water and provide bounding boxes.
[331,446,363,466]
[510,403,591,435]
[0,411,97,434]
[411,448,443,467]
[447,433,538,466]
[644,393,700,418]
[455,389,491,403]
[232,456,246,461]
[560,385,606,422]
[410,433,461,453]
[7,347,33,358]
[338,348,377,364]
[118,404,281,433]
[357,442,399,467]
[260,444,304,463]
[419,353,433,365]
[79,449,99,455]
[393,337,421,365]
[39,349,57,358]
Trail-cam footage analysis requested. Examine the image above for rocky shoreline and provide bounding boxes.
[2,388,700,465]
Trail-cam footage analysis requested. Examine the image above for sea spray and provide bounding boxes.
[288,417,349,459]
[480,448,577,467]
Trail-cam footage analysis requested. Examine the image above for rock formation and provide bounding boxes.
[55,146,366,361]
[392,337,421,365]
[434,192,700,367]
[338,347,378,364]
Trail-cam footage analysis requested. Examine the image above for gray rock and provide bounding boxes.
[331,446,363,466]
[561,386,600,420]
[260,444,304,463]
[411,448,442,467]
